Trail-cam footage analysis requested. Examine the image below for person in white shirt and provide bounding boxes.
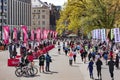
[58,44,61,54]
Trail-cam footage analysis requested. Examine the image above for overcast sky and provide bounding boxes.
[40,0,67,6]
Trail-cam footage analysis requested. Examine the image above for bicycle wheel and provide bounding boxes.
[29,67,38,75]
[22,67,30,77]
[22,71,29,77]
[15,68,23,77]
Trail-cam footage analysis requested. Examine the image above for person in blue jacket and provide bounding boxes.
[45,52,52,72]
[88,59,94,79]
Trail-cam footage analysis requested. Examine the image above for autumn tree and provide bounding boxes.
[56,0,120,35]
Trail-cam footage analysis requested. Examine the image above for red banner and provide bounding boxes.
[8,59,19,67]
[3,26,10,44]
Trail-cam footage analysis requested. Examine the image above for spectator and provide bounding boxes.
[39,54,45,73]
[8,43,13,58]
[45,52,52,72]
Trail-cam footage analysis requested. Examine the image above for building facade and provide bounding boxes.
[7,0,31,30]
[50,5,61,30]
[0,0,7,29]
[32,0,50,29]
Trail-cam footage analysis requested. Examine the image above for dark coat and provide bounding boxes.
[9,44,12,52]
[46,54,51,63]
[108,60,115,72]
[13,44,17,56]
[96,59,103,70]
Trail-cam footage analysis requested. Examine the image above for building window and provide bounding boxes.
[4,13,7,17]
[4,2,7,4]
[42,21,45,25]
[38,15,40,19]
[38,10,40,12]
[42,10,45,12]
[33,15,35,19]
[33,21,35,25]
[42,15,45,19]
[4,19,7,24]
[5,9,7,11]
[34,10,36,12]
[0,19,2,23]
[38,21,40,25]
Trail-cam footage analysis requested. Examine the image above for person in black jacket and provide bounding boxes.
[115,54,119,69]
[108,58,115,80]
[39,54,45,73]
[96,58,103,79]
[8,43,13,58]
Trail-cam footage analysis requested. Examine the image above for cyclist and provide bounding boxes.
[19,54,29,68]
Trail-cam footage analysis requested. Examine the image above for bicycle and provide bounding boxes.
[15,63,38,77]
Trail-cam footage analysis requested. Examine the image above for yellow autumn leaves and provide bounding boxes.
[56,0,120,36]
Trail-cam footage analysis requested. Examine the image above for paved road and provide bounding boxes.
[0,47,84,80]
[0,45,120,80]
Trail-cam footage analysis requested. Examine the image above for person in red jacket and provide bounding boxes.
[27,49,34,67]
[110,51,113,58]
[68,50,74,66]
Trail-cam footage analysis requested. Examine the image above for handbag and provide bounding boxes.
[49,58,52,62]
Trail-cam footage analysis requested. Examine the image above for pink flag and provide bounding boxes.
[40,29,43,40]
[43,29,46,39]
[46,30,49,39]
[50,30,53,38]
[31,30,34,41]
[21,26,28,43]
[36,28,40,41]
[52,31,54,38]
[43,29,49,39]
[13,28,17,42]
[52,31,55,38]
[54,31,58,38]
[3,26,10,44]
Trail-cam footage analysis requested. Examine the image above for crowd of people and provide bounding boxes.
[8,39,55,73]
[7,37,120,79]
[57,38,120,80]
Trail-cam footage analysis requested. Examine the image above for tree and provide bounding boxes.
[56,0,120,35]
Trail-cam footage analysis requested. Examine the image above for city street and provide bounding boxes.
[0,44,120,80]
[0,0,119,80]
